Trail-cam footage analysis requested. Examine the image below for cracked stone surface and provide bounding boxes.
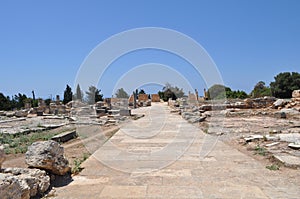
[53,103,300,199]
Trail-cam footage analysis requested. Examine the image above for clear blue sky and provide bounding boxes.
[0,0,299,99]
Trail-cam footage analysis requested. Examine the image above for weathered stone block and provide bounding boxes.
[51,130,77,143]
[120,109,131,116]
[25,140,70,175]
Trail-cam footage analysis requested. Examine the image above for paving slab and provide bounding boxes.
[273,154,300,168]
[54,103,300,199]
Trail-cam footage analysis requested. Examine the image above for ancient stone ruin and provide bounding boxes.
[168,90,300,169]
[0,141,70,198]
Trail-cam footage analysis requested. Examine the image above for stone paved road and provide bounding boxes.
[54,103,300,199]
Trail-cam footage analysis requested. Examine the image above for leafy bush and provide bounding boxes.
[115,88,129,98]
[270,72,300,98]
[254,145,267,156]
[266,164,280,170]
[250,81,272,98]
[158,83,184,101]
[207,84,248,99]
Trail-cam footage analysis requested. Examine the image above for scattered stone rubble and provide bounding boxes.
[272,89,300,111]
[169,90,300,169]
[0,98,139,136]
[0,141,70,198]
[0,168,50,199]
[0,96,157,198]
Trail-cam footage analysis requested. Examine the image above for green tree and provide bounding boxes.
[158,83,184,101]
[12,93,28,109]
[115,88,129,98]
[0,93,11,110]
[270,72,300,98]
[74,84,83,101]
[158,91,164,100]
[138,89,146,95]
[63,85,73,104]
[163,88,176,101]
[163,83,184,98]
[85,86,103,104]
[208,84,248,99]
[233,90,248,99]
[250,81,272,98]
[44,98,51,106]
[226,88,248,99]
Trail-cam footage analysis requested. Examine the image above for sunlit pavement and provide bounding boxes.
[55,103,300,199]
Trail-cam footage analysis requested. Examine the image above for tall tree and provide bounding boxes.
[270,72,300,98]
[0,93,11,111]
[85,86,103,104]
[250,81,272,98]
[158,83,185,101]
[12,93,27,109]
[162,83,184,98]
[75,84,83,101]
[207,84,248,99]
[115,88,129,98]
[138,89,146,95]
[63,85,73,104]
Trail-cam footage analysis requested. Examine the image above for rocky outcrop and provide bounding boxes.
[273,99,288,108]
[14,110,28,118]
[25,140,70,175]
[0,145,5,169]
[292,90,300,99]
[272,90,300,110]
[180,110,206,123]
[0,168,50,199]
[0,174,23,199]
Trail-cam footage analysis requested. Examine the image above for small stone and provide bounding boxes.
[265,135,279,141]
[270,129,281,134]
[187,116,206,123]
[288,143,300,150]
[265,142,280,147]
[280,108,299,115]
[274,111,286,119]
[244,135,264,142]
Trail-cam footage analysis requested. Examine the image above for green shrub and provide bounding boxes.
[266,164,280,170]
[254,145,267,156]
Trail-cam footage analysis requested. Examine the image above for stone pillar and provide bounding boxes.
[0,145,5,169]
[204,89,208,100]
[133,91,137,109]
[56,95,60,105]
[195,89,199,101]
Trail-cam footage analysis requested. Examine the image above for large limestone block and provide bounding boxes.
[25,140,70,175]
